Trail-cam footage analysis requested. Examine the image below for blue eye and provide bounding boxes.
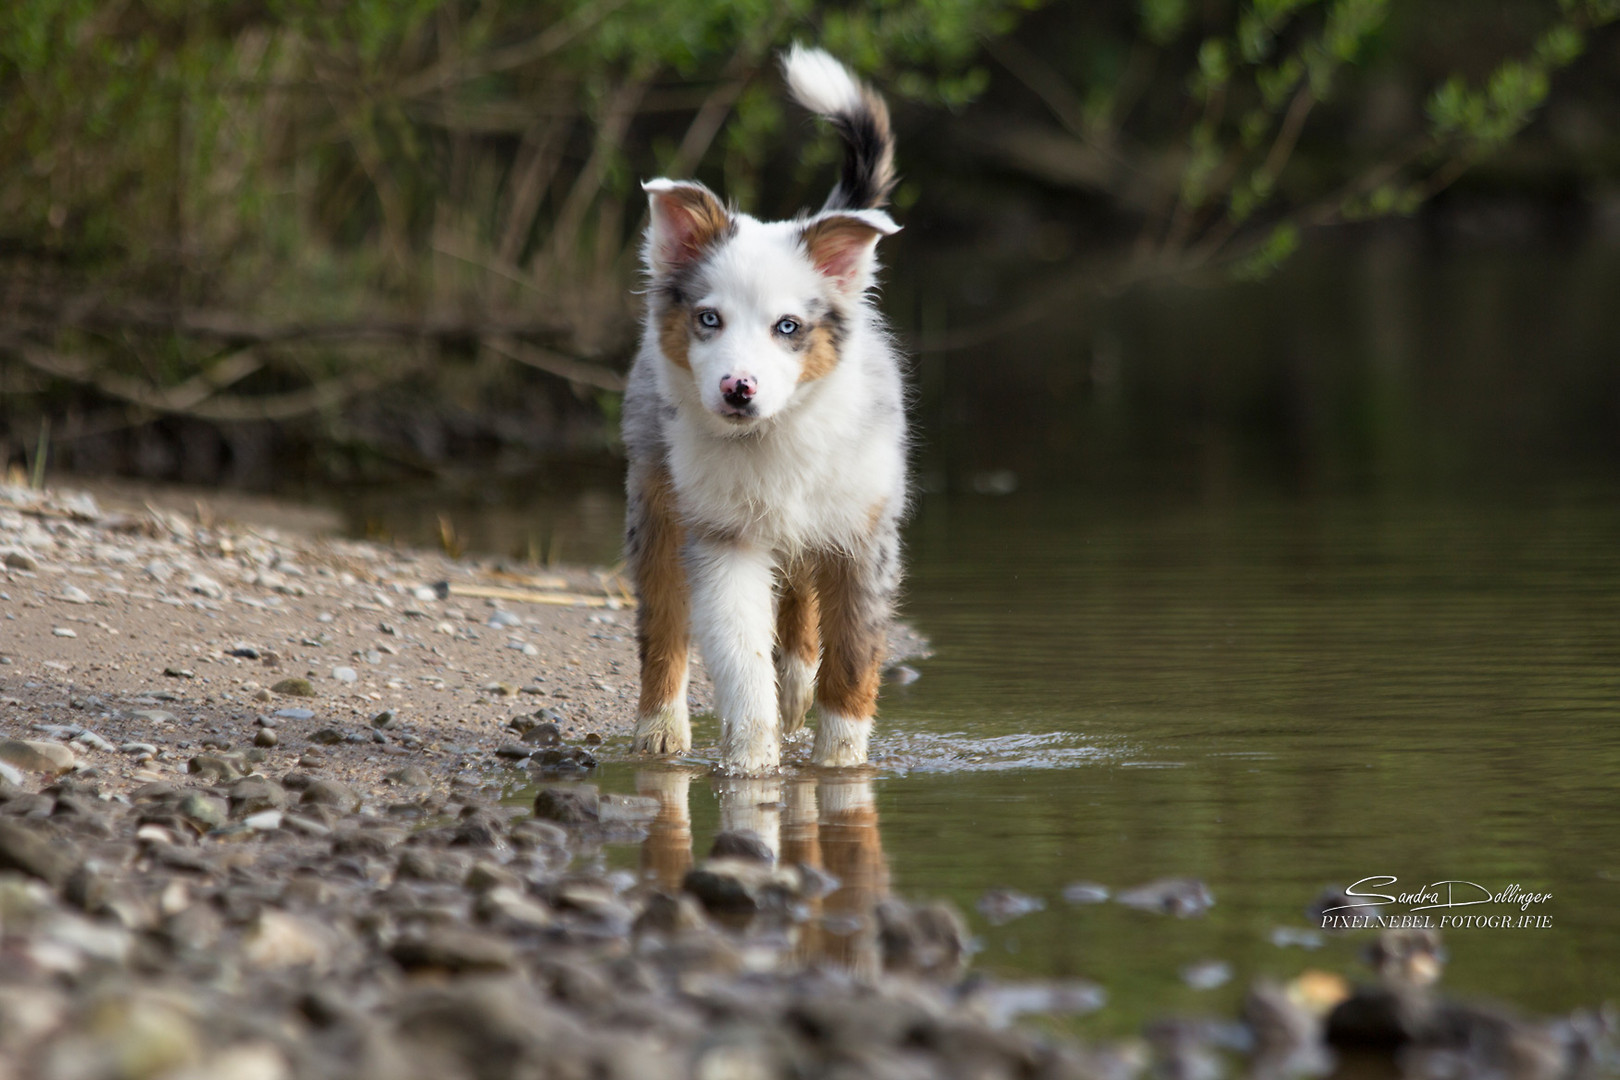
[697,309,722,329]
[775,317,800,336]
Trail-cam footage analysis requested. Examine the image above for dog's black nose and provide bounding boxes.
[720,374,756,408]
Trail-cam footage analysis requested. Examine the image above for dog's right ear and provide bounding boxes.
[643,179,731,276]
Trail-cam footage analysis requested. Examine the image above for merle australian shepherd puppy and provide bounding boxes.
[623,46,906,774]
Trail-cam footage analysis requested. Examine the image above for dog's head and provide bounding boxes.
[642,178,898,432]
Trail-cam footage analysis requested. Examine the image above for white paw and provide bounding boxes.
[721,724,781,775]
[633,702,691,756]
[777,655,818,734]
[812,711,872,767]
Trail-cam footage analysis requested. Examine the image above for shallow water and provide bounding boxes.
[535,484,1620,1034]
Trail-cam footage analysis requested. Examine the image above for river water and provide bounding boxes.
[330,233,1620,1032]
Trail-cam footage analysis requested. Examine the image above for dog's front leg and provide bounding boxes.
[811,524,899,767]
[686,537,780,774]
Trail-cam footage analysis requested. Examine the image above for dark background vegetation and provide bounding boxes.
[3,0,1618,498]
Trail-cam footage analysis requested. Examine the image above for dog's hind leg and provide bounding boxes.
[687,536,780,774]
[776,562,820,736]
[629,467,692,755]
[810,520,900,767]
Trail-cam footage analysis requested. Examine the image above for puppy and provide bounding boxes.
[622,45,907,774]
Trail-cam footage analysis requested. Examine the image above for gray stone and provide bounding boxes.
[383,764,430,789]
[532,784,599,825]
[4,550,40,571]
[270,678,315,698]
[254,728,279,748]
[308,727,347,745]
[708,828,774,864]
[177,791,229,831]
[187,754,242,782]
[228,776,286,816]
[389,929,519,973]
[0,819,75,886]
[0,739,75,775]
[301,779,360,814]
[683,859,804,914]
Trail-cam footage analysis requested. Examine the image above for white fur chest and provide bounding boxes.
[664,366,904,551]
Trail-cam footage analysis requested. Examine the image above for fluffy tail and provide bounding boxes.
[782,44,897,212]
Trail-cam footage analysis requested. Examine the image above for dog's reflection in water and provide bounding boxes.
[634,769,888,976]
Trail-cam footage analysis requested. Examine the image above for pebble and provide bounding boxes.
[383,764,431,789]
[532,784,599,824]
[372,709,398,729]
[58,584,93,604]
[1061,881,1111,905]
[4,550,39,571]
[308,728,347,745]
[270,678,315,698]
[332,665,358,684]
[709,829,775,864]
[0,739,76,775]
[254,728,279,748]
[52,627,77,638]
[187,572,226,598]
[177,790,228,830]
[977,888,1046,926]
[273,707,315,720]
[301,779,360,814]
[1117,877,1215,917]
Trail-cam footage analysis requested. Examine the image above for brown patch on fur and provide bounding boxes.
[801,215,889,287]
[649,183,732,270]
[776,569,821,665]
[657,305,692,371]
[812,551,885,718]
[630,468,690,717]
[798,322,841,383]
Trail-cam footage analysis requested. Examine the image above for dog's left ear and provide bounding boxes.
[800,209,900,294]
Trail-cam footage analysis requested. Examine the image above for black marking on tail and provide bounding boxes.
[822,90,896,212]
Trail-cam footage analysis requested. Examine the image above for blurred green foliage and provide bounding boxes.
[0,0,1614,481]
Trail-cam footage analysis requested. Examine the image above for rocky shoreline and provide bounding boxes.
[0,481,1616,1080]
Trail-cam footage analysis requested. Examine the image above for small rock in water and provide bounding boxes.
[532,784,599,824]
[1062,881,1111,905]
[977,888,1046,926]
[876,899,969,980]
[1270,926,1325,950]
[709,829,775,865]
[883,663,922,685]
[1181,959,1234,990]
[1117,877,1215,917]
[270,678,315,698]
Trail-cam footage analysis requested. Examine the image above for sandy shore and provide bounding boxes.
[1,480,653,798]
